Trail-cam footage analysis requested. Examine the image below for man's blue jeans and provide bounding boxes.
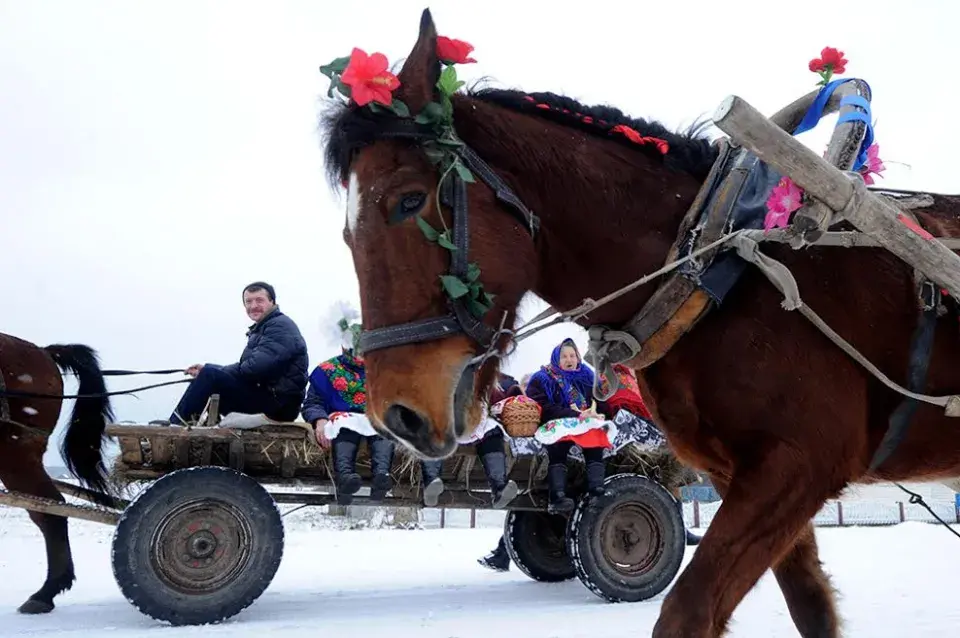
[170,364,282,425]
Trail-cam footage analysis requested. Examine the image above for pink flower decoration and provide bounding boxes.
[764,177,804,231]
[858,143,886,185]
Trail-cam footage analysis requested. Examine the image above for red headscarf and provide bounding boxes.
[600,364,652,420]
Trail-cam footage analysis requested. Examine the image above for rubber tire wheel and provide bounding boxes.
[111,466,284,626]
[503,510,576,582]
[568,474,685,603]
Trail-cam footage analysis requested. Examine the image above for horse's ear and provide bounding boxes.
[396,8,440,113]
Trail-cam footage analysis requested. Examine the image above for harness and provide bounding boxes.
[356,120,540,359]
[584,140,783,376]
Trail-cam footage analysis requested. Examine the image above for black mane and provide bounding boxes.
[469,88,719,179]
[319,86,719,191]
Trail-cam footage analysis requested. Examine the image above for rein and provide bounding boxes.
[0,378,190,401]
[0,366,190,439]
[0,365,190,401]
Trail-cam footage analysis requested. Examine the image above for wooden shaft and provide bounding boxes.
[714,95,960,297]
[52,480,130,509]
[768,87,851,133]
[0,489,120,525]
[791,79,871,242]
[714,95,853,210]
[105,424,306,441]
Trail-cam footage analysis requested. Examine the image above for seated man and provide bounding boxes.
[302,306,445,507]
[169,281,309,425]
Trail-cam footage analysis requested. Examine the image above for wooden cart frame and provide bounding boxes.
[1,394,690,626]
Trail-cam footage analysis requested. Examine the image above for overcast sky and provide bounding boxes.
[2,0,956,465]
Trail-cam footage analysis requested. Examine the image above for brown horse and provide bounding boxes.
[0,333,114,614]
[320,9,960,637]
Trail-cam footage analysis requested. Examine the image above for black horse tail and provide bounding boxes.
[44,344,114,497]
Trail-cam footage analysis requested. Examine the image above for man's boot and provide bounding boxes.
[479,451,518,508]
[678,499,702,546]
[547,463,575,515]
[421,460,445,507]
[585,461,607,497]
[332,437,362,506]
[477,535,510,572]
[369,436,395,502]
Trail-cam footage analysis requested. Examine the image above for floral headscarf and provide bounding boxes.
[529,338,595,409]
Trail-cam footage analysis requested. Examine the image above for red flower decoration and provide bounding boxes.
[436,36,476,64]
[352,391,366,405]
[808,47,847,74]
[320,362,335,370]
[340,47,400,107]
[610,124,670,154]
[332,377,348,391]
[611,124,643,144]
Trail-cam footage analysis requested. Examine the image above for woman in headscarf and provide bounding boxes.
[301,303,445,506]
[525,338,612,514]
[596,363,701,545]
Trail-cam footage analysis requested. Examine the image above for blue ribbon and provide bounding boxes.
[791,78,874,171]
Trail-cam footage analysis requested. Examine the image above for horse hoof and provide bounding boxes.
[18,599,54,614]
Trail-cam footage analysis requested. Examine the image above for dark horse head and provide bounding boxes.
[320,9,716,459]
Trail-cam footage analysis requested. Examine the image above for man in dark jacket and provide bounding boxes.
[169,281,309,425]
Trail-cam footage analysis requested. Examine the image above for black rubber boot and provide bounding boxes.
[679,499,702,546]
[332,438,362,505]
[480,451,518,508]
[421,460,445,507]
[546,464,575,514]
[477,535,510,572]
[369,436,395,502]
[585,461,608,497]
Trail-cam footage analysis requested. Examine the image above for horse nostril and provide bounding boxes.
[384,404,431,443]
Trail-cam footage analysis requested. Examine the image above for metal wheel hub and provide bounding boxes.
[151,499,253,594]
[599,502,664,576]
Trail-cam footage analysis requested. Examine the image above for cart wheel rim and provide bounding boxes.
[598,502,664,576]
[150,498,254,594]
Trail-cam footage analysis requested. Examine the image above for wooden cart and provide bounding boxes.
[2,398,690,626]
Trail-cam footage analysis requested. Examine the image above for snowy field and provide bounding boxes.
[2,505,960,637]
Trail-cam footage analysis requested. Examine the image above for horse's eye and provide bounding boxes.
[389,191,427,224]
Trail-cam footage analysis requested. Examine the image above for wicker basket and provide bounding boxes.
[497,396,542,438]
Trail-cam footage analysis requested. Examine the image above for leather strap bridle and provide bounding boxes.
[353,120,540,362]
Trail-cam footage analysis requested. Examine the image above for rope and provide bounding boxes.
[893,482,960,541]
[500,229,753,352]
[729,234,960,414]
[0,378,191,400]
[100,368,185,376]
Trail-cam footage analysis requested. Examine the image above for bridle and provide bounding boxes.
[353,119,541,363]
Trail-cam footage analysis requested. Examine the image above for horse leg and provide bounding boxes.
[652,444,840,638]
[699,473,839,636]
[0,460,75,614]
[771,523,840,637]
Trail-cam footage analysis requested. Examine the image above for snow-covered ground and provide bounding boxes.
[2,505,960,637]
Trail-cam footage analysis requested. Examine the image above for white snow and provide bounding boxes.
[3,504,960,637]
